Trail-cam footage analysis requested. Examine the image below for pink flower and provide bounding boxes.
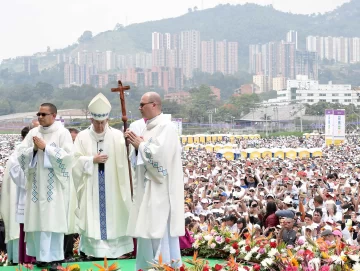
[258,247,266,254]
[320,266,330,271]
[297,238,305,245]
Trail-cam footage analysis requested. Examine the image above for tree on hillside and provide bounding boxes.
[114,23,125,31]
[78,31,93,43]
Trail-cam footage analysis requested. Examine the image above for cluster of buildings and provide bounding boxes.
[152,31,238,78]
[267,75,360,106]
[61,30,239,92]
[249,30,319,93]
[306,36,360,64]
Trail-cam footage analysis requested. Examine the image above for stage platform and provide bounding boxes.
[0,257,224,271]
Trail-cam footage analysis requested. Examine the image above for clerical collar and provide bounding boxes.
[39,121,60,134]
[147,113,162,124]
[90,123,108,142]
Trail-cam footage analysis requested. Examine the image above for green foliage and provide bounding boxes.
[259,90,277,101]
[78,31,93,43]
[185,85,218,122]
[192,71,251,100]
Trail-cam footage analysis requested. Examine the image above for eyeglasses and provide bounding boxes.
[139,102,154,108]
[36,112,53,117]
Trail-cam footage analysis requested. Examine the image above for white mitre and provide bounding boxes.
[88,93,111,120]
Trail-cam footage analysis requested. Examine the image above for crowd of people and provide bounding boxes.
[1,104,360,268]
[180,135,360,249]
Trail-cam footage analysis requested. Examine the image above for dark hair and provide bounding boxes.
[185,217,192,226]
[68,128,79,134]
[305,213,313,220]
[314,208,323,217]
[237,217,247,229]
[40,103,57,114]
[21,126,30,139]
[228,215,237,223]
[265,202,278,216]
[314,195,323,205]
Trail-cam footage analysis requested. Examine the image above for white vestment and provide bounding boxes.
[16,121,73,262]
[129,119,146,198]
[73,124,133,258]
[0,154,20,263]
[127,114,184,269]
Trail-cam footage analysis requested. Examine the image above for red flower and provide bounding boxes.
[270,241,277,248]
[244,267,250,271]
[245,245,251,252]
[253,264,261,271]
[214,264,223,271]
[225,238,231,244]
[203,265,210,271]
[180,265,186,271]
[232,243,239,249]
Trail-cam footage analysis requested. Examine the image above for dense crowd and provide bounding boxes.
[179,135,360,249]
[2,133,360,252]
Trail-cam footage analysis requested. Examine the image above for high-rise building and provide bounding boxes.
[201,40,215,74]
[253,75,269,93]
[295,51,319,80]
[306,35,360,64]
[180,30,201,78]
[350,37,360,63]
[277,41,296,80]
[215,40,227,74]
[286,30,298,49]
[272,77,287,91]
[227,42,238,75]
[249,44,262,74]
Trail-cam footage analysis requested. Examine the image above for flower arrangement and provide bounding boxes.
[0,251,7,266]
[191,225,360,270]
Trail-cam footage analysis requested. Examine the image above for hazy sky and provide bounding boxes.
[0,0,350,61]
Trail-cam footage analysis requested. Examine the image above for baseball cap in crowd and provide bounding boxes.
[283,197,293,205]
[220,192,228,197]
[266,193,275,199]
[332,229,342,238]
[321,229,334,237]
[275,210,295,219]
[201,198,209,204]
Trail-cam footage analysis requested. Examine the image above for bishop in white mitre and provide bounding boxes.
[16,103,73,267]
[72,93,133,258]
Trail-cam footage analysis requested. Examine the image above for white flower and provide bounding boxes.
[240,246,247,253]
[230,247,236,254]
[148,269,156,271]
[261,258,273,267]
[238,240,246,246]
[251,246,259,253]
[308,258,321,271]
[353,262,360,271]
[210,243,216,249]
[267,248,278,258]
[349,254,360,262]
[224,245,230,251]
[255,253,261,260]
[331,255,344,265]
[204,235,213,241]
[193,242,199,249]
[244,252,253,261]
